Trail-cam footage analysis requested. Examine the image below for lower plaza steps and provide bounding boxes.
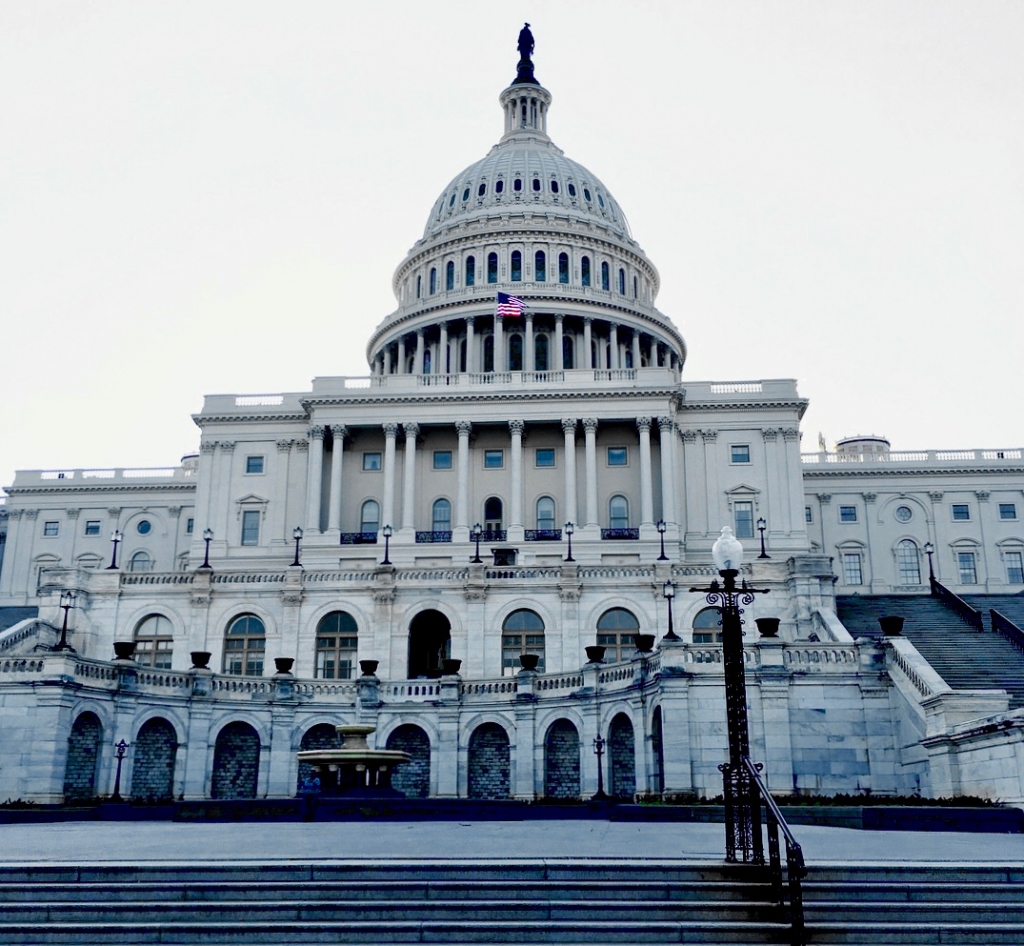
[0,859,1021,945]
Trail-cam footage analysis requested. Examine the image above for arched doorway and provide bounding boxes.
[386,724,431,798]
[296,723,338,792]
[408,610,451,678]
[130,717,177,801]
[64,711,102,801]
[467,723,511,799]
[210,721,260,799]
[608,713,636,799]
[544,718,580,799]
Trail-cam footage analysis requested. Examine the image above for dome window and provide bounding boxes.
[416,275,421,299]
[510,250,522,282]
[568,183,577,197]
[598,193,606,208]
[465,256,476,287]
[487,252,498,284]
[446,261,455,291]
[509,334,523,371]
[495,180,504,194]
[535,251,546,282]
[583,187,592,202]
[449,192,457,207]
[550,180,559,194]
[633,276,638,298]
[462,187,470,202]
[618,268,626,295]
[513,178,523,193]
[581,256,591,287]
[532,178,541,192]
[478,183,487,197]
[430,268,437,294]
[558,252,569,284]
[601,262,610,291]
[535,334,549,371]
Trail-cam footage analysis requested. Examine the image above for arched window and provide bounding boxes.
[423,349,432,375]
[224,614,265,676]
[535,334,549,371]
[134,614,173,669]
[465,255,475,286]
[510,250,522,281]
[534,250,546,282]
[693,607,724,644]
[597,608,640,662]
[609,495,629,529]
[502,609,545,675]
[432,498,452,534]
[509,333,523,371]
[549,179,559,194]
[429,267,437,294]
[581,255,591,286]
[315,611,358,679]
[483,335,494,373]
[633,276,638,298]
[536,496,556,530]
[478,182,486,197]
[487,252,498,283]
[897,539,922,585]
[129,551,152,573]
[513,177,523,192]
[562,336,574,369]
[459,338,467,372]
[416,275,421,299]
[484,497,503,533]
[558,252,569,283]
[360,500,380,535]
[618,268,626,294]
[532,178,541,192]
[601,261,610,291]
[495,179,504,194]
[461,187,470,202]
[446,260,455,290]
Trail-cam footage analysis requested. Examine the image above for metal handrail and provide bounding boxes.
[930,577,984,630]
[742,756,806,946]
[991,609,1024,654]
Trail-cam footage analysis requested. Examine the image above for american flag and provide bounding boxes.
[496,292,525,317]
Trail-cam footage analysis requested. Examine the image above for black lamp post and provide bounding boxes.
[656,519,668,561]
[924,541,935,583]
[106,529,122,570]
[291,526,303,567]
[662,579,679,641]
[757,517,769,559]
[52,590,77,652]
[592,734,608,800]
[201,528,213,569]
[689,527,769,863]
[111,739,128,802]
[564,521,575,563]
[471,522,483,563]
[381,524,393,566]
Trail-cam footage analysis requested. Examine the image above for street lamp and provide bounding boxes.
[756,517,769,559]
[471,522,483,564]
[564,521,575,563]
[52,590,77,652]
[656,519,668,561]
[924,541,935,583]
[662,580,679,641]
[200,528,213,569]
[111,739,129,802]
[106,529,123,570]
[381,524,393,566]
[690,527,769,864]
[291,526,303,567]
[592,734,608,800]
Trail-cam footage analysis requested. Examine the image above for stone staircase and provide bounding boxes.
[835,594,1024,708]
[0,859,1021,944]
[964,593,1024,634]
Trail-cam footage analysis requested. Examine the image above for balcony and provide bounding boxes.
[525,529,562,541]
[339,532,378,545]
[601,528,639,540]
[416,531,453,544]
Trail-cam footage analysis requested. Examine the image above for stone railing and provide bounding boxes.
[0,656,47,675]
[384,681,442,701]
[884,637,949,701]
[0,619,47,652]
[292,680,358,699]
[783,646,859,669]
[14,466,198,487]
[209,676,273,695]
[461,679,518,697]
[802,447,1023,466]
[535,672,585,692]
[122,573,195,587]
[485,567,562,581]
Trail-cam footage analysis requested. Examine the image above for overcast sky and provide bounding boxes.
[1,1,1022,491]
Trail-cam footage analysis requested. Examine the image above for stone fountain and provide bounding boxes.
[297,724,411,797]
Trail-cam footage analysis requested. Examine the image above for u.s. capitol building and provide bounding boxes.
[1,36,1022,806]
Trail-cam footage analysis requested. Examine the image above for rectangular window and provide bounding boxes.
[84,520,101,536]
[951,503,971,521]
[1006,551,1024,585]
[957,551,978,584]
[362,452,382,471]
[241,510,260,546]
[607,447,628,466]
[839,505,857,523]
[433,450,453,470]
[43,521,59,537]
[999,503,1017,520]
[843,552,863,585]
[535,448,555,468]
[245,455,265,474]
[484,449,504,469]
[186,518,194,534]
[730,444,751,464]
[804,506,813,523]
[734,501,755,538]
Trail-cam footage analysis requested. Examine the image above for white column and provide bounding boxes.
[657,417,676,524]
[439,321,449,374]
[632,330,641,370]
[455,421,472,531]
[382,423,399,529]
[609,323,619,369]
[583,317,593,369]
[401,422,419,533]
[637,416,654,527]
[524,314,534,372]
[583,417,599,528]
[414,329,424,375]
[466,317,475,373]
[327,424,346,532]
[509,420,524,530]
[494,315,504,372]
[305,426,325,532]
[397,336,406,373]
[562,418,577,526]
[554,315,564,371]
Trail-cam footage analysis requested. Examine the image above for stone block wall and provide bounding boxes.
[210,721,260,799]
[387,724,430,798]
[130,717,177,801]
[467,723,511,799]
[544,719,580,799]
[63,711,101,801]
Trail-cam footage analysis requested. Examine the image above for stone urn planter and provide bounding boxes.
[359,659,379,676]
[633,633,656,653]
[519,653,540,671]
[274,657,294,675]
[879,616,905,637]
[755,618,781,638]
[585,645,606,664]
[442,658,462,675]
[112,641,136,661]
[190,651,212,669]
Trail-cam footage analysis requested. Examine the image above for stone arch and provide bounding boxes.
[130,717,177,801]
[408,609,451,678]
[386,724,431,798]
[210,721,261,799]
[651,706,665,794]
[544,718,580,799]
[467,722,511,799]
[63,711,102,801]
[608,713,636,800]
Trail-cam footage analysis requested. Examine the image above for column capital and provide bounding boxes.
[554,313,564,324]
[781,427,801,441]
[583,316,593,325]
[928,491,944,502]
[816,493,832,505]
[561,417,577,435]
[276,439,294,453]
[66,508,80,520]
[679,429,698,443]
[509,419,525,436]
[330,424,347,441]
[975,490,991,502]
[862,492,877,504]
[309,426,326,441]
[700,429,718,443]
[200,441,218,454]
[456,420,473,437]
[404,422,420,438]
[416,327,424,337]
[439,319,448,329]
[582,417,599,433]
[465,315,475,326]
[295,440,309,453]
[761,428,779,442]
[636,416,652,434]
[657,416,674,433]
[383,423,399,437]
[219,440,236,452]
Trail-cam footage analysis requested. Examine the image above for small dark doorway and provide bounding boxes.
[408,609,452,678]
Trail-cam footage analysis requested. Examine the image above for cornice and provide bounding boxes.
[802,465,1024,479]
[678,399,809,415]
[6,483,198,496]
[193,412,309,427]
[301,386,681,409]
